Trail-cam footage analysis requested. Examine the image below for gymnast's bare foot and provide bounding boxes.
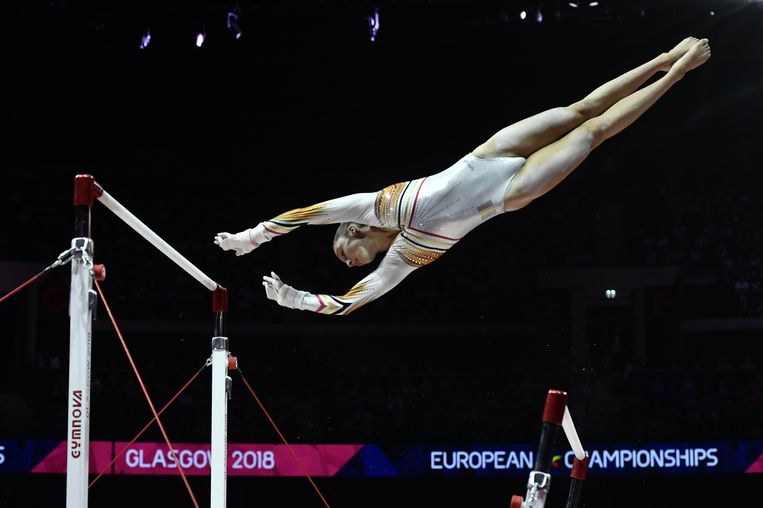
[660,36,699,71]
[670,38,711,78]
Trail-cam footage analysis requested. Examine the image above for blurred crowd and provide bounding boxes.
[2,161,762,445]
[15,341,763,444]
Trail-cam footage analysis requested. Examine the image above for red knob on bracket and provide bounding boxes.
[93,264,106,281]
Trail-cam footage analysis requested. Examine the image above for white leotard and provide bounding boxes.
[252,153,526,315]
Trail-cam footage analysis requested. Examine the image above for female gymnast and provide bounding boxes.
[215,37,711,316]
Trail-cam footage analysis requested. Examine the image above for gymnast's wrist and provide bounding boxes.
[281,285,309,310]
[249,223,273,245]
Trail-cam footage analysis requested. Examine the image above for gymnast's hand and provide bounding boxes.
[262,271,307,310]
[214,230,259,256]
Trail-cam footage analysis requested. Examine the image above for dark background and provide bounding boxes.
[1,0,762,506]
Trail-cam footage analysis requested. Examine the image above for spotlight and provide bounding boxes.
[569,2,579,7]
[227,7,243,40]
[368,6,380,42]
[139,29,151,50]
[196,30,206,47]
[520,10,527,20]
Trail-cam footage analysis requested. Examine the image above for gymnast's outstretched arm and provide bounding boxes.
[262,242,417,316]
[214,192,382,256]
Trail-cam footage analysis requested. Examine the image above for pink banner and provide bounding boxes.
[112,442,363,476]
[31,441,113,474]
[745,454,763,474]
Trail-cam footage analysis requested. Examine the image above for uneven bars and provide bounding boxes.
[75,174,230,507]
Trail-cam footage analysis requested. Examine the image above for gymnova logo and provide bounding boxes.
[429,447,720,471]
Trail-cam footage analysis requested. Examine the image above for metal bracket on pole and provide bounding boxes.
[524,471,552,508]
[212,336,229,351]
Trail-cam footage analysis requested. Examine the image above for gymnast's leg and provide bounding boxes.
[473,37,700,159]
[502,38,711,211]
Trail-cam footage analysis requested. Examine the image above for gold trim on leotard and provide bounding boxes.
[374,182,409,227]
[273,204,328,223]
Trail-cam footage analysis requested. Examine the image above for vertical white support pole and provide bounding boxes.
[211,336,230,508]
[66,238,94,508]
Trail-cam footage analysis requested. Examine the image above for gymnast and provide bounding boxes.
[215,37,710,316]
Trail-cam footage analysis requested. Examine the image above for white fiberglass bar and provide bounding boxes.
[96,191,217,291]
[66,238,94,508]
[562,406,586,461]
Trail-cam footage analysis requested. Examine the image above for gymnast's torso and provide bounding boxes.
[376,153,526,267]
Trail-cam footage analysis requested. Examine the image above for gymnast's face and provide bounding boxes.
[334,227,376,268]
